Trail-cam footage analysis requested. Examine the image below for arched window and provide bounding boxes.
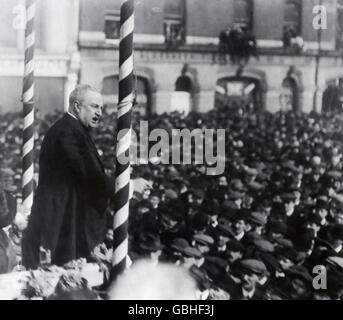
[215,76,262,111]
[171,65,195,114]
[280,77,298,112]
[234,0,253,30]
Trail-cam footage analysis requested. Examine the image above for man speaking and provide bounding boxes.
[22,85,147,269]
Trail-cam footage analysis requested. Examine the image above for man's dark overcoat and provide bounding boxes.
[23,114,115,268]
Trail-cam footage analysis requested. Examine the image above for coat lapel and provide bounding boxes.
[64,114,105,172]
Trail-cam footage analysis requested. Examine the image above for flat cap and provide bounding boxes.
[252,238,275,253]
[247,212,267,226]
[193,233,215,246]
[240,259,268,275]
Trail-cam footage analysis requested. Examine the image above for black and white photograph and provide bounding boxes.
[1,0,343,304]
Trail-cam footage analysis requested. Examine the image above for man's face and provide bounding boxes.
[233,219,246,234]
[218,176,228,186]
[243,196,253,208]
[77,90,103,129]
[105,229,114,242]
[142,189,151,199]
[150,196,160,208]
[279,258,294,270]
[317,208,328,219]
[334,213,343,225]
[197,244,210,254]
[285,201,295,216]
[291,278,307,297]
[228,250,243,263]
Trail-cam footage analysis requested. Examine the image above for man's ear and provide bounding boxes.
[74,101,81,114]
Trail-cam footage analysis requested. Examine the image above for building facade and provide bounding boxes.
[1,0,342,114]
[0,0,79,114]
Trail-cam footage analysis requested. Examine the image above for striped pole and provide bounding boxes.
[111,0,135,279]
[22,0,35,211]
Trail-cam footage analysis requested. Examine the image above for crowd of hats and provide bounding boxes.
[2,104,343,299]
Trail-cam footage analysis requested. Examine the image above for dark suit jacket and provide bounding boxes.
[23,114,115,268]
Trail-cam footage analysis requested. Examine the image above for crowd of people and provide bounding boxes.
[219,25,258,64]
[2,101,343,299]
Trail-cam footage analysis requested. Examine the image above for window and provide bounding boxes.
[164,0,185,47]
[284,0,301,34]
[104,11,120,40]
[215,77,262,111]
[280,77,298,112]
[233,0,253,30]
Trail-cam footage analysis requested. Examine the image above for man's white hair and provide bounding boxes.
[69,84,99,108]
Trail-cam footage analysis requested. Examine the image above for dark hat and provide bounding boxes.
[191,188,205,199]
[307,213,323,226]
[326,170,342,180]
[275,237,293,248]
[221,200,240,212]
[226,239,245,253]
[204,255,228,271]
[193,233,215,246]
[164,189,178,200]
[170,238,202,258]
[316,196,329,209]
[217,218,235,237]
[183,247,202,259]
[240,259,268,275]
[136,199,152,210]
[259,252,282,272]
[286,265,312,283]
[189,265,211,289]
[243,166,259,176]
[247,181,264,191]
[247,211,267,226]
[191,213,210,231]
[281,160,301,173]
[139,233,165,252]
[150,189,162,198]
[230,179,245,192]
[170,238,190,252]
[281,193,297,202]
[269,221,288,235]
[227,191,245,201]
[326,266,343,295]
[276,246,298,262]
[252,239,275,253]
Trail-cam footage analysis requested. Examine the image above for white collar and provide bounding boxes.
[67,111,78,121]
[242,287,255,298]
[235,231,245,241]
[335,244,342,253]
